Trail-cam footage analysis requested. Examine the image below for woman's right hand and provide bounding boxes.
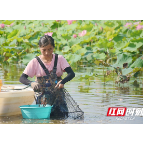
[55,80,64,89]
[31,82,41,92]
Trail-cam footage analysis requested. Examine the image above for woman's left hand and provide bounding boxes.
[55,80,64,89]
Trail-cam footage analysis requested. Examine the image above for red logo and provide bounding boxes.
[107,107,127,116]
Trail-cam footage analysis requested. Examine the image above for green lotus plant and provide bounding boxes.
[0,20,143,85]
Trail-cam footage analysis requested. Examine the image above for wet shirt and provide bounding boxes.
[23,53,70,78]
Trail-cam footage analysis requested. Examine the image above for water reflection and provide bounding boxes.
[1,64,25,83]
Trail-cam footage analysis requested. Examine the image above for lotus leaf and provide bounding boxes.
[85,53,93,61]
[104,21,115,27]
[71,44,82,53]
[61,34,71,40]
[62,46,70,53]
[64,24,78,31]
[112,53,132,68]
[124,42,143,52]
[131,37,143,43]
[122,68,133,75]
[130,56,143,68]
[96,39,109,49]
[2,20,14,25]
[77,23,93,32]
[130,30,142,37]
[0,30,4,35]
[75,48,87,56]
[114,41,128,49]
[93,53,106,60]
[68,37,81,46]
[22,53,36,65]
[0,37,5,45]
[113,34,125,42]
[9,39,17,46]
[7,30,19,38]
[67,54,81,65]
[5,27,13,33]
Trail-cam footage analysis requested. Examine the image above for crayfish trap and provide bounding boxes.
[34,76,84,119]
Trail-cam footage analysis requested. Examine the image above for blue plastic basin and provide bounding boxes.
[19,104,53,119]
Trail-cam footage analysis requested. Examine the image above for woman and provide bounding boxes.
[19,35,75,119]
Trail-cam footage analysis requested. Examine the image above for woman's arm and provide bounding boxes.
[55,66,75,89]
[19,73,41,92]
[19,73,32,85]
[60,67,75,84]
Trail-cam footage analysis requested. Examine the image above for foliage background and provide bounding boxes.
[0,20,143,80]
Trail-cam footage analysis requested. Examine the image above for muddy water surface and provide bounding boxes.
[0,64,143,124]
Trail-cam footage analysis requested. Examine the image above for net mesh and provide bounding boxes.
[36,88,84,119]
[62,88,84,119]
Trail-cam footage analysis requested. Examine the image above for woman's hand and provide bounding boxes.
[55,80,64,89]
[31,82,41,92]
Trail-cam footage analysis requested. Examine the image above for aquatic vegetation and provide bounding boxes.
[0,20,143,85]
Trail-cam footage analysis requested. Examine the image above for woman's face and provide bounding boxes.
[40,44,54,57]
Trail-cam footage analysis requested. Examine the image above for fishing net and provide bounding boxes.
[35,76,84,119]
[62,88,84,119]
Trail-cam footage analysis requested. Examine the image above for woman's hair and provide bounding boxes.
[39,35,55,47]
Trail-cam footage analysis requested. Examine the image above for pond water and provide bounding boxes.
[0,64,143,124]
